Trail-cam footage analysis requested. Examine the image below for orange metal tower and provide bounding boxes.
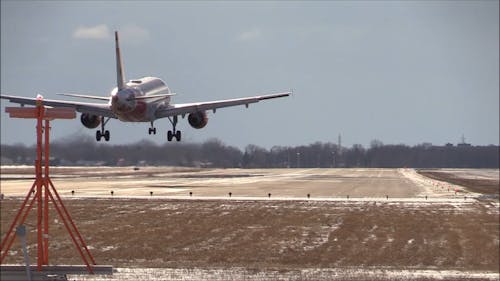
[1,97,96,273]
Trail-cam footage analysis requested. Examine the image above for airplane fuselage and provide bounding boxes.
[110,77,170,122]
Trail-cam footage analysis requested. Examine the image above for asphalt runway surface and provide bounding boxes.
[0,167,473,199]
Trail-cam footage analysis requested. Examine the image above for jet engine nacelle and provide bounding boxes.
[80,113,101,129]
[188,111,208,129]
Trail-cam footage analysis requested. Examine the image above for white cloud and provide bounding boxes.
[73,24,110,40]
[237,28,262,41]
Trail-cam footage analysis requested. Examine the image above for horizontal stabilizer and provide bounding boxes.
[126,93,176,101]
[57,93,110,101]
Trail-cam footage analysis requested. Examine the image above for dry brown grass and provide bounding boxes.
[418,170,499,196]
[1,198,498,273]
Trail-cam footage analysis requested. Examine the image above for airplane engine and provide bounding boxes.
[80,113,101,129]
[188,111,208,129]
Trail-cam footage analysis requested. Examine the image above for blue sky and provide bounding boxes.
[1,1,498,149]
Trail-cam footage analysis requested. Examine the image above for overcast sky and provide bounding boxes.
[1,1,498,149]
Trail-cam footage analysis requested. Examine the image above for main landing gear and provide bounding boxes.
[148,122,157,135]
[96,117,111,142]
[167,116,181,142]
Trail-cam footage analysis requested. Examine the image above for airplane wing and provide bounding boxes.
[0,94,116,118]
[155,92,290,118]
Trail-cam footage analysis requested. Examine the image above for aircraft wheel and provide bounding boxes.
[96,131,102,142]
[104,130,110,141]
[176,131,181,141]
[167,130,173,141]
[153,128,157,135]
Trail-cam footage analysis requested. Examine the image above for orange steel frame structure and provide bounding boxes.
[0,100,96,273]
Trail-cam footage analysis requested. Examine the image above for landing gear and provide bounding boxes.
[148,122,157,135]
[167,130,181,142]
[96,117,111,142]
[96,130,110,142]
[167,116,181,142]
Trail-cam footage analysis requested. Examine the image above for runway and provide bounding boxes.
[0,167,476,199]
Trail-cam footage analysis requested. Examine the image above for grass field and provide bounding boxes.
[417,170,499,196]
[1,197,498,280]
[1,167,498,280]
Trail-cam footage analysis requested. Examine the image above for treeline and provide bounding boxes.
[1,135,498,168]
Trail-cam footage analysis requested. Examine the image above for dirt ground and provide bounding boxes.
[1,167,498,280]
[418,169,499,196]
[1,198,498,271]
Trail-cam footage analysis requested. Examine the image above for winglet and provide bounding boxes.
[115,31,126,90]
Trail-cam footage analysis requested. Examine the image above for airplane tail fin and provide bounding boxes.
[115,31,126,90]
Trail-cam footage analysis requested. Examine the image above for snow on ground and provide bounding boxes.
[399,168,482,198]
[68,267,500,281]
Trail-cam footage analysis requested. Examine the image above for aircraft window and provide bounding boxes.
[131,80,142,84]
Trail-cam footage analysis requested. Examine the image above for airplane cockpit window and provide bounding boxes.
[131,80,142,84]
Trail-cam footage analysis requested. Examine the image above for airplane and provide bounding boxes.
[1,31,290,142]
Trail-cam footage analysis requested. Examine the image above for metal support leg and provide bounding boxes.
[97,117,111,141]
[149,121,156,135]
[167,116,180,141]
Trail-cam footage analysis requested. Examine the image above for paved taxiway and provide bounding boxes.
[0,167,475,199]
